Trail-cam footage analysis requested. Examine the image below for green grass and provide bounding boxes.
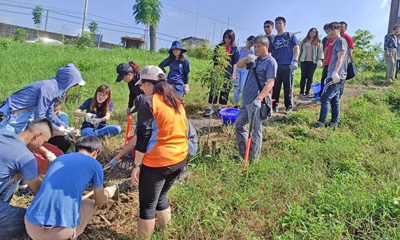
[1,40,399,239]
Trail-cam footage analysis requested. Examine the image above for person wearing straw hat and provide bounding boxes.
[159,40,191,97]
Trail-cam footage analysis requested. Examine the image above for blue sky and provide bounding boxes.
[0,0,392,49]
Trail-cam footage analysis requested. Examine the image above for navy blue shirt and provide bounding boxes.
[79,98,114,130]
[270,32,299,65]
[159,58,190,85]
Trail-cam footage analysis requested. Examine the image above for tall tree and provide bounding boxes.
[132,0,162,51]
[32,5,43,37]
[88,21,98,34]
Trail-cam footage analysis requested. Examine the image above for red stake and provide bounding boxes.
[243,111,256,170]
[125,114,132,145]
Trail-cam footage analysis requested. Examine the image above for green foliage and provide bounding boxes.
[88,21,98,34]
[0,38,12,49]
[353,29,385,73]
[157,47,168,54]
[183,41,213,60]
[13,28,27,42]
[75,31,94,48]
[32,5,43,28]
[132,0,162,27]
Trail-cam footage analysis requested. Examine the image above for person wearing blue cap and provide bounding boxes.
[159,41,191,97]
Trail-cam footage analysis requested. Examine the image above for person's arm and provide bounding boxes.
[131,151,144,186]
[323,47,328,62]
[73,108,88,118]
[334,50,346,73]
[293,45,300,62]
[159,58,169,73]
[25,177,41,195]
[384,35,390,53]
[232,64,238,81]
[35,93,66,130]
[183,59,190,84]
[318,43,324,60]
[93,186,108,207]
[237,56,248,68]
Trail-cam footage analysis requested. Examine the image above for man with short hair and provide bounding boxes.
[0,118,53,239]
[316,22,349,128]
[270,16,300,114]
[25,136,118,240]
[339,21,354,57]
[263,20,275,43]
[235,35,277,160]
[385,25,400,82]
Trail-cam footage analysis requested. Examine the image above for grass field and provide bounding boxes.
[2,40,400,239]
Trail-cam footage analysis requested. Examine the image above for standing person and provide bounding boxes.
[270,16,300,114]
[73,85,121,139]
[0,118,53,239]
[130,66,188,239]
[396,33,400,79]
[204,29,239,117]
[235,35,277,160]
[322,23,330,51]
[384,25,400,82]
[47,98,73,153]
[299,28,324,96]
[316,22,349,128]
[115,61,144,115]
[159,41,191,97]
[263,20,275,43]
[0,63,85,134]
[233,35,255,108]
[24,136,118,240]
[339,21,355,97]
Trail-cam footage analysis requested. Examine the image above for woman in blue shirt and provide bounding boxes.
[73,85,121,139]
[159,41,190,97]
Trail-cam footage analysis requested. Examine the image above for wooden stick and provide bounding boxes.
[73,117,79,142]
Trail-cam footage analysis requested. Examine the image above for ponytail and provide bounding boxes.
[128,60,141,72]
[152,80,183,114]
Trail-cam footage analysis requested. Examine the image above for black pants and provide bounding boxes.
[139,160,186,219]
[320,65,329,97]
[396,60,400,79]
[208,80,232,105]
[47,135,72,153]
[300,61,317,95]
[272,64,293,109]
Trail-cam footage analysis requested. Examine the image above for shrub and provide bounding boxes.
[13,28,28,42]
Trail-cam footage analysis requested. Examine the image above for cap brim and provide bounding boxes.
[78,80,85,86]
[135,80,142,86]
[116,75,124,82]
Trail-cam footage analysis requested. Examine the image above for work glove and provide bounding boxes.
[332,72,340,84]
[183,84,189,94]
[252,98,262,111]
[104,185,118,199]
[105,157,119,170]
[126,108,132,116]
[317,60,323,68]
[246,54,257,69]
[67,127,80,137]
[85,113,96,123]
[291,61,298,71]
[45,151,57,163]
[57,126,69,136]
[93,118,101,129]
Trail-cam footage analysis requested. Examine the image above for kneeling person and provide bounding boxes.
[25,136,117,240]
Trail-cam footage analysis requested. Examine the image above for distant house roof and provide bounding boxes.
[181,36,206,41]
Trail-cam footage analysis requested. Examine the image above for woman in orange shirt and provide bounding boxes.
[131,65,188,239]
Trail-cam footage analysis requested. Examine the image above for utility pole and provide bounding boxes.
[388,0,400,33]
[45,10,49,31]
[81,0,88,36]
[212,23,216,45]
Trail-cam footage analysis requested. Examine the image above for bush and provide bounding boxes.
[0,38,12,49]
[75,31,94,48]
[158,47,169,54]
[13,28,28,42]
[182,41,213,60]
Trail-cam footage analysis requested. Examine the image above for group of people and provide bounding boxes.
[0,16,356,240]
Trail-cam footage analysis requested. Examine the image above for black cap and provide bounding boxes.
[130,94,144,114]
[116,63,132,82]
[247,35,255,42]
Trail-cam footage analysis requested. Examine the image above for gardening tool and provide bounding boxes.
[83,183,120,200]
[73,117,79,142]
[125,113,132,145]
[243,110,256,170]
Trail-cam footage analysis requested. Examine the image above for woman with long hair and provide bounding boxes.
[299,27,324,96]
[130,66,188,239]
[204,29,240,117]
[73,85,121,138]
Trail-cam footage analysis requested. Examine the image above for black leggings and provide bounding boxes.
[300,61,317,95]
[139,160,186,219]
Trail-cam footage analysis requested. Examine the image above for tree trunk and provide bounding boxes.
[149,25,156,51]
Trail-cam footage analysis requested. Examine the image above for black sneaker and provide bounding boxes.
[315,121,325,128]
[204,108,214,117]
[329,123,338,128]
[285,108,292,115]
[233,105,239,109]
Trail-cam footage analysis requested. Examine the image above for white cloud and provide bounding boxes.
[168,11,182,20]
[381,0,389,9]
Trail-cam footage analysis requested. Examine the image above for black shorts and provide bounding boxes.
[139,159,186,219]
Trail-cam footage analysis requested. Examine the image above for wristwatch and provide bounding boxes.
[133,162,142,168]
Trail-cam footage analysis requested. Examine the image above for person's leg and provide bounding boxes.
[0,176,20,203]
[318,78,341,124]
[391,48,397,80]
[306,63,317,95]
[218,81,231,109]
[25,218,76,240]
[282,65,293,109]
[272,65,283,109]
[156,207,171,229]
[299,62,307,95]
[96,125,122,138]
[330,81,345,126]
[0,201,27,239]
[245,104,263,160]
[75,199,96,237]
[81,127,98,137]
[320,65,328,96]
[234,104,249,157]
[233,69,241,105]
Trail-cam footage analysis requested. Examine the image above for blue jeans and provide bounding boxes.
[174,84,184,97]
[0,102,36,134]
[81,125,122,139]
[318,79,345,125]
[233,68,249,102]
[0,177,28,239]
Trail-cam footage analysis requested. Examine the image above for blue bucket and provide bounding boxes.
[311,83,321,97]
[219,108,239,126]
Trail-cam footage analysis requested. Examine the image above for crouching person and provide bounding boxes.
[24,136,118,240]
[0,118,52,239]
[235,35,277,160]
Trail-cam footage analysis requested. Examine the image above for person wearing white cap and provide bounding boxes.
[0,63,85,135]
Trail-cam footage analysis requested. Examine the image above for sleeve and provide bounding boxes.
[128,82,135,109]
[34,91,66,129]
[318,43,324,60]
[91,161,104,188]
[109,102,114,112]
[232,48,240,65]
[46,101,68,128]
[183,59,190,84]
[339,39,348,52]
[265,60,278,80]
[159,58,170,73]
[58,112,69,126]
[79,98,92,111]
[20,155,38,181]
[384,35,390,52]
[292,34,299,46]
[134,96,154,153]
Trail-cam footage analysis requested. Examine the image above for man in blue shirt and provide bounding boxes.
[270,16,300,114]
[0,118,53,239]
[25,136,118,239]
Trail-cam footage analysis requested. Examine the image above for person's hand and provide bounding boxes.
[233,80,239,89]
[231,74,238,82]
[45,151,57,163]
[104,185,118,199]
[85,113,96,123]
[57,126,68,136]
[105,157,119,170]
[252,97,262,111]
[385,51,390,57]
[246,54,257,69]
[291,61,298,71]
[131,167,141,186]
[93,118,101,129]
[11,173,22,183]
[126,108,132,116]
[183,84,189,94]
[317,60,323,68]
[332,71,340,84]
[67,127,80,137]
